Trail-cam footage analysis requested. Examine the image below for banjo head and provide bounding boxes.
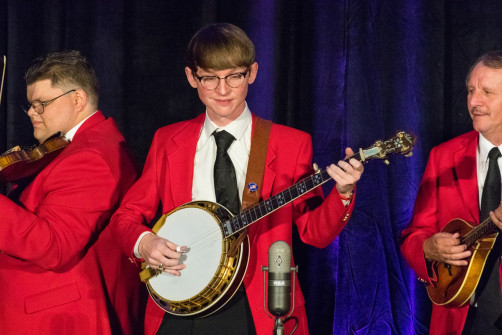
[145,201,249,317]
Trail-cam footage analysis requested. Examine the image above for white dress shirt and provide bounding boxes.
[64,111,97,140]
[134,104,252,257]
[476,133,502,207]
[192,104,252,203]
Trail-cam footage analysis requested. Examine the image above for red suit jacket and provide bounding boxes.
[110,113,356,335]
[401,130,502,335]
[0,111,142,334]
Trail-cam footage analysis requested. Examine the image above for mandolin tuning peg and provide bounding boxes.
[312,163,320,172]
[384,160,390,165]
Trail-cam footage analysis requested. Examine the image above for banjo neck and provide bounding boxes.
[221,131,415,238]
[222,167,333,237]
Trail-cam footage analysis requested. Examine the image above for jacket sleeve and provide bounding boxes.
[0,149,120,270]
[400,146,442,283]
[109,130,164,258]
[290,134,355,248]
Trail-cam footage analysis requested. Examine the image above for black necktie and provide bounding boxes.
[466,147,502,334]
[481,147,502,221]
[213,130,240,215]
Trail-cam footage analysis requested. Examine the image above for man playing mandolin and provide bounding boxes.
[401,50,502,334]
[109,23,364,335]
[0,51,143,334]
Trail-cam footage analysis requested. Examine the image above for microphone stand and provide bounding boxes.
[262,265,299,335]
[273,317,285,335]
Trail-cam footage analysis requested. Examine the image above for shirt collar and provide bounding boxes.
[198,103,252,149]
[64,111,97,141]
[478,133,502,161]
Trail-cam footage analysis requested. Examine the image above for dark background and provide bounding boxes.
[1,1,502,334]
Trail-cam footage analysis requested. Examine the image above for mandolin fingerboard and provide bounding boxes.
[462,219,497,246]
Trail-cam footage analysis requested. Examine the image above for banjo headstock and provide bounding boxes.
[358,131,416,164]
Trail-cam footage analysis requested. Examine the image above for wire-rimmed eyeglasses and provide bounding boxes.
[194,68,250,91]
[24,89,76,115]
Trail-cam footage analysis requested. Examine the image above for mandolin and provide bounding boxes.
[427,217,499,308]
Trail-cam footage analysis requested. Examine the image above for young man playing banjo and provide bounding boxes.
[109,23,364,335]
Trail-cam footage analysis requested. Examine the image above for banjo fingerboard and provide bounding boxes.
[221,131,416,237]
[222,170,331,237]
[222,168,332,237]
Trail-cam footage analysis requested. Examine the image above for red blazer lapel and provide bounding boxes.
[167,114,205,206]
[454,131,479,223]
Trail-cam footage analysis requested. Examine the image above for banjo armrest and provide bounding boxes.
[140,265,160,283]
[227,230,248,257]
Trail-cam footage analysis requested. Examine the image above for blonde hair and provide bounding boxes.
[186,23,255,73]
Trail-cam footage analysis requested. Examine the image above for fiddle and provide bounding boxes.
[0,134,70,183]
[0,56,70,183]
[0,55,5,107]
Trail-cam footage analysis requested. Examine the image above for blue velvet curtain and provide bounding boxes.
[2,1,502,334]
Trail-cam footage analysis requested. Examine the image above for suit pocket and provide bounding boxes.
[25,282,81,314]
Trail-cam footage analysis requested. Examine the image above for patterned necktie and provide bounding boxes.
[468,147,502,333]
[213,130,240,215]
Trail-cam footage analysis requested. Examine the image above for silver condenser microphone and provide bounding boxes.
[267,240,292,317]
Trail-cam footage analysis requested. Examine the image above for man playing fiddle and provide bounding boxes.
[0,50,143,334]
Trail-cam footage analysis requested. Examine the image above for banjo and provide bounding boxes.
[139,131,416,317]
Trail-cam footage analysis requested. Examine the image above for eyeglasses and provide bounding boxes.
[24,89,76,115]
[194,69,250,90]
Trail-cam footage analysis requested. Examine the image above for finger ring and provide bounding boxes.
[158,263,164,271]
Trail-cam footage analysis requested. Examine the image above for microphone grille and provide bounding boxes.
[268,240,291,274]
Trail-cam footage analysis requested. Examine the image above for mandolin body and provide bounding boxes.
[427,218,498,308]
